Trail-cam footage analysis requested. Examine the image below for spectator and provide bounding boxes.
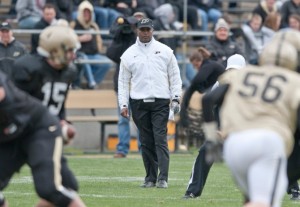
[153,3,180,52]
[253,0,278,23]
[103,0,137,17]
[165,0,201,30]
[0,71,86,207]
[280,0,300,28]
[201,40,300,207]
[31,3,57,54]
[288,13,300,30]
[73,0,121,30]
[134,0,162,19]
[106,16,139,158]
[264,12,281,31]
[70,1,111,89]
[133,11,146,20]
[0,22,28,79]
[242,13,274,65]
[47,0,74,21]
[15,0,44,29]
[205,18,243,67]
[118,18,182,188]
[188,0,222,31]
[182,53,244,200]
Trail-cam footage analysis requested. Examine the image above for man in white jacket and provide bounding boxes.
[118,18,182,189]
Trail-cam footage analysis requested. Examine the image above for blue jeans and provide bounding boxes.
[85,54,111,85]
[94,7,121,29]
[116,100,141,155]
[74,52,96,88]
[176,54,197,88]
[116,103,131,155]
[18,16,40,29]
[72,7,120,29]
[198,8,222,31]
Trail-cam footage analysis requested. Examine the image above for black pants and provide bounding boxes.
[0,113,77,206]
[185,141,213,197]
[130,98,170,182]
[287,129,300,192]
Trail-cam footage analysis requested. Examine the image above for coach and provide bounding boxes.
[118,18,182,189]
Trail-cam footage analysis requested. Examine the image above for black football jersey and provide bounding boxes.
[12,54,78,120]
[0,71,46,142]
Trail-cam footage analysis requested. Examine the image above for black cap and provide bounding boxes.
[137,18,154,29]
[0,22,11,31]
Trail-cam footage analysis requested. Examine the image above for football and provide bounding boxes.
[61,121,76,144]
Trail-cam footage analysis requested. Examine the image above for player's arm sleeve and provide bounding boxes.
[202,84,229,122]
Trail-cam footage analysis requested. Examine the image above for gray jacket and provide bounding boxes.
[16,0,43,21]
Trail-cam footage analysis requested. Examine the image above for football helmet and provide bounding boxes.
[272,29,300,68]
[37,25,80,66]
[259,40,297,71]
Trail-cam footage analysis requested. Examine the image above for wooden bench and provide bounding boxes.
[65,89,118,153]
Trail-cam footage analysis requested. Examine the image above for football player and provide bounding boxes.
[10,25,81,206]
[201,40,300,207]
[0,71,86,207]
[272,29,300,199]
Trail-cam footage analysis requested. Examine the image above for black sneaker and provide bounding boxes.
[182,193,197,199]
[156,180,168,188]
[291,191,300,200]
[140,181,156,188]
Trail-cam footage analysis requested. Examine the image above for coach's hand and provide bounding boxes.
[121,107,129,118]
[171,99,181,114]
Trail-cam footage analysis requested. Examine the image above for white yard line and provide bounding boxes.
[3,191,242,201]
[10,176,187,184]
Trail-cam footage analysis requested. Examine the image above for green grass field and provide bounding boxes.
[3,152,299,207]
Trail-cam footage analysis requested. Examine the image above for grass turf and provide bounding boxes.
[3,153,299,207]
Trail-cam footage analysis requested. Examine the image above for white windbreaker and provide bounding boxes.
[118,37,182,109]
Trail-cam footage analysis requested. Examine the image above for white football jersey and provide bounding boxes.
[219,65,300,155]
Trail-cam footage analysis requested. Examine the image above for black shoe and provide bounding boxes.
[291,191,300,200]
[182,193,197,199]
[140,181,156,188]
[156,180,168,188]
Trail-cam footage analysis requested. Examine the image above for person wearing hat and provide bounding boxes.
[183,53,246,199]
[70,1,112,89]
[31,3,57,54]
[118,18,182,188]
[205,18,244,67]
[0,22,27,79]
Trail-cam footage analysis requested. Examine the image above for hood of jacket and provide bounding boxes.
[77,1,94,29]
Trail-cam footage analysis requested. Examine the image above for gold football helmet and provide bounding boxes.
[272,29,300,69]
[37,25,80,66]
[259,40,297,71]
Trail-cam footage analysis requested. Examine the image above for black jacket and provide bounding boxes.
[0,39,27,79]
[180,59,225,127]
[206,36,243,67]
